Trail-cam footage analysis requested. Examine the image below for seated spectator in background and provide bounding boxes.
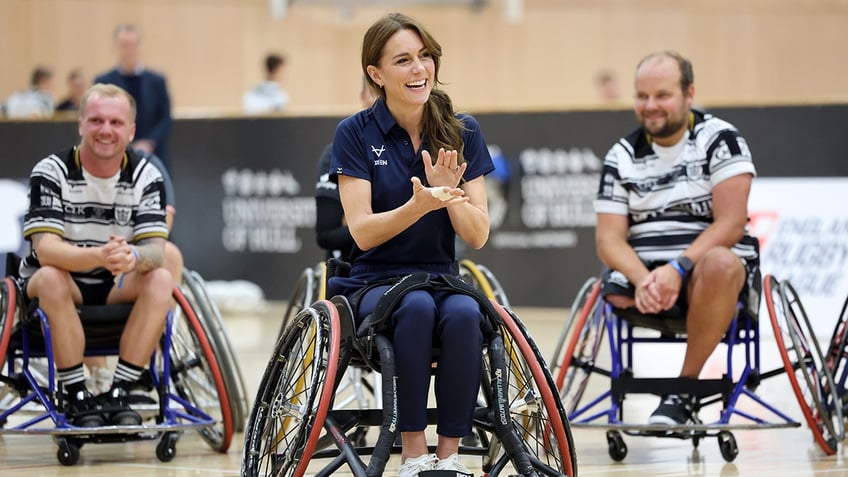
[20,84,176,427]
[95,23,173,174]
[56,68,88,113]
[314,77,378,261]
[242,53,290,114]
[4,66,56,118]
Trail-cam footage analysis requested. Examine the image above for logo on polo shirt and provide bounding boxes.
[371,144,386,158]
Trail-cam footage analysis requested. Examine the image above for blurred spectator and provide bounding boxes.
[4,66,55,118]
[595,69,621,104]
[242,53,290,114]
[56,68,87,112]
[95,23,173,173]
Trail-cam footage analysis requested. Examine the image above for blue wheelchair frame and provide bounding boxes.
[0,275,233,465]
[555,277,814,462]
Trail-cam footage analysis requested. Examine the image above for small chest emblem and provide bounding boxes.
[371,145,385,158]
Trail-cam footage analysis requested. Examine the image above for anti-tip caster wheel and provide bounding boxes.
[607,429,628,461]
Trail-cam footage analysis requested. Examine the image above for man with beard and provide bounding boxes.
[593,51,759,426]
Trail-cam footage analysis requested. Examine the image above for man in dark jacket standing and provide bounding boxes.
[95,24,173,173]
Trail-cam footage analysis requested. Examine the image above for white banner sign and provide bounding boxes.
[748,177,848,338]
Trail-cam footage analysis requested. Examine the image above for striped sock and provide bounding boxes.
[113,359,144,388]
[57,363,86,396]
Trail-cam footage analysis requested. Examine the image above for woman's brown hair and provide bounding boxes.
[361,12,466,165]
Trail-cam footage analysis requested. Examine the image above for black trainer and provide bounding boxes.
[648,394,696,426]
[65,389,106,428]
[98,386,142,426]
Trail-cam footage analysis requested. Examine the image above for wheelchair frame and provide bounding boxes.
[826,289,848,425]
[551,275,844,462]
[0,275,235,466]
[245,269,577,477]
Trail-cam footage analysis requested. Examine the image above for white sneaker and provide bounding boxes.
[398,454,438,477]
[434,453,473,475]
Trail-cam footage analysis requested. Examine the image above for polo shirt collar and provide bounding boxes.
[371,98,400,135]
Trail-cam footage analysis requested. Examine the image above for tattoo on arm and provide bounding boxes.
[134,238,166,272]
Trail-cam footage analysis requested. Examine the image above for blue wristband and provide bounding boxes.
[117,246,139,289]
[668,259,687,279]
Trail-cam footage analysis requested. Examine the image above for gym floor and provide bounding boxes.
[1,304,845,476]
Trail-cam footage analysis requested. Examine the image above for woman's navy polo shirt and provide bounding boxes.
[330,98,494,279]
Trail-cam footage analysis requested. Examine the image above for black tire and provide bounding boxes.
[156,432,179,462]
[825,292,848,416]
[550,277,598,375]
[0,278,19,368]
[764,275,844,455]
[56,438,80,466]
[606,430,627,462]
[717,431,738,462]
[485,306,578,477]
[168,288,234,452]
[242,301,341,477]
[277,266,319,342]
[181,269,250,432]
[0,278,21,417]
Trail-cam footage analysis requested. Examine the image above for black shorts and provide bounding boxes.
[23,269,115,306]
[600,254,761,319]
[76,276,116,306]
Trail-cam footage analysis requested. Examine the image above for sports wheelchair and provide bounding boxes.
[827,289,848,424]
[244,265,577,477]
[180,267,250,432]
[550,273,844,462]
[0,255,236,465]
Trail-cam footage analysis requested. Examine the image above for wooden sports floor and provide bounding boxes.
[1,305,845,476]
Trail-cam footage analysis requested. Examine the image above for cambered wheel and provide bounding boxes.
[277,266,320,342]
[554,279,604,416]
[0,277,19,367]
[242,301,341,477]
[181,269,250,433]
[0,277,22,420]
[485,305,578,477]
[825,293,848,416]
[170,288,235,452]
[459,259,510,307]
[764,275,844,455]
[550,277,599,373]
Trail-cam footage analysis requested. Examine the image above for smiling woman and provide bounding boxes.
[327,11,495,477]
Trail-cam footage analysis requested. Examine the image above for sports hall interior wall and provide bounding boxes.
[2,0,848,114]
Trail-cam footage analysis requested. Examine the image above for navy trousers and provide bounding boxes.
[356,285,484,437]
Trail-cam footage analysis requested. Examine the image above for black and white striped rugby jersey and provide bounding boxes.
[594,110,758,263]
[20,146,169,283]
